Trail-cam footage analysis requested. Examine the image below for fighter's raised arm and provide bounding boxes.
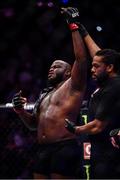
[62,7,87,91]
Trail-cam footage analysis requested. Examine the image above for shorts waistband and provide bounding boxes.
[37,138,79,147]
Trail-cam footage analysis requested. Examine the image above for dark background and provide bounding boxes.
[0,0,120,102]
[0,0,120,178]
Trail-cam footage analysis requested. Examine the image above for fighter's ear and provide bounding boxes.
[65,70,71,78]
[106,64,114,73]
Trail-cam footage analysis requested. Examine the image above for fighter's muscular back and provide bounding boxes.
[37,78,84,144]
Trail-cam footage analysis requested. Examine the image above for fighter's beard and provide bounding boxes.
[47,75,64,87]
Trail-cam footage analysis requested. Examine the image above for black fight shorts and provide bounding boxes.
[33,139,82,177]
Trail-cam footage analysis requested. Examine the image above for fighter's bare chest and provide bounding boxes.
[40,91,61,110]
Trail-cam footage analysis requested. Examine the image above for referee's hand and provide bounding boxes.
[65,119,76,134]
[110,128,120,149]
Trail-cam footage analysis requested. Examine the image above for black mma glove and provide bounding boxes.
[61,7,88,37]
[65,118,76,134]
[110,128,120,149]
[61,7,79,31]
[61,7,79,24]
[12,90,27,113]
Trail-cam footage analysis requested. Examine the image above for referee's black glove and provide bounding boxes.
[65,119,76,134]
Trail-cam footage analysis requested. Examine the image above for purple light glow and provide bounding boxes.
[47,2,54,7]
[3,8,14,17]
[36,1,44,7]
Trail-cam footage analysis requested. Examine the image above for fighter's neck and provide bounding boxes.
[53,80,65,90]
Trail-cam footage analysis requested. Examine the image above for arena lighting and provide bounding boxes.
[36,1,54,8]
[61,0,69,4]
[47,2,54,7]
[36,1,44,7]
[96,25,102,32]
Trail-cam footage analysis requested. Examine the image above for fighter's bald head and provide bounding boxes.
[52,60,71,71]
